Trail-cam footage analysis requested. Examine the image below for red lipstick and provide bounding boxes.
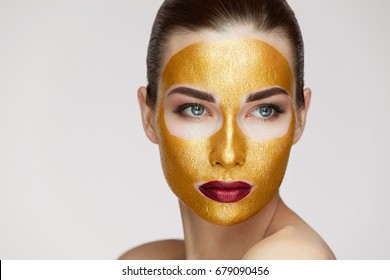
[198,181,252,203]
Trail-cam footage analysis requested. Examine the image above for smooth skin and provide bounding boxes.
[121,26,335,260]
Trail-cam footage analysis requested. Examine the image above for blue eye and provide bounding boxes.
[249,104,285,120]
[256,106,274,118]
[174,103,208,118]
[190,105,205,116]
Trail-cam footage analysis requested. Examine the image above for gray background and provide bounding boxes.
[1,0,389,259]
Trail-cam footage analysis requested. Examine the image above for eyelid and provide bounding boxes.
[173,103,213,119]
[174,103,206,113]
[247,103,285,116]
[244,103,286,122]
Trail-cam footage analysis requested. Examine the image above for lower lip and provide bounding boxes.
[198,181,252,203]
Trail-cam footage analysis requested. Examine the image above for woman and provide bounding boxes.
[121,0,336,260]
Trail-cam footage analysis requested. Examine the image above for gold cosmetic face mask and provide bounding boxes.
[157,39,295,225]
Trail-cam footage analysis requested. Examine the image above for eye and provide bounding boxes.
[188,105,205,116]
[174,103,209,118]
[249,104,285,120]
[257,107,273,118]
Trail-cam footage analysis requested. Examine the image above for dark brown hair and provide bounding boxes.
[146,0,305,108]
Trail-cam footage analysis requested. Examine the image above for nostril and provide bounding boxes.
[210,159,245,168]
[209,147,246,167]
[208,131,246,168]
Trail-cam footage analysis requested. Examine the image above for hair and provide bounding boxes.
[146,0,305,109]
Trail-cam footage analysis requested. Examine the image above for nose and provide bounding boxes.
[209,115,246,168]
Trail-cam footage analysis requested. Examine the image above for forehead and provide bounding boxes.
[162,26,295,76]
[160,28,295,102]
[161,27,296,112]
[162,39,294,99]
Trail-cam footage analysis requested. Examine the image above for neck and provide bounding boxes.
[179,193,282,260]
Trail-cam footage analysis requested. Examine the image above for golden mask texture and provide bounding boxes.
[157,39,295,225]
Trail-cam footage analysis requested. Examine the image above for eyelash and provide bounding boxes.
[248,103,286,121]
[173,102,286,121]
[173,103,210,119]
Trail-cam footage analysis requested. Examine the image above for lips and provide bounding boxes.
[198,181,252,203]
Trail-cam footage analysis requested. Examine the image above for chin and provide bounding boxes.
[194,203,263,226]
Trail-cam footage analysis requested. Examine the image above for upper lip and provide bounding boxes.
[198,181,252,190]
[198,181,253,203]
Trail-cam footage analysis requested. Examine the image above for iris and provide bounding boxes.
[191,105,205,116]
[258,107,273,118]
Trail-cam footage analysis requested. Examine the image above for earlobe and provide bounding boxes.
[293,88,312,145]
[137,86,159,144]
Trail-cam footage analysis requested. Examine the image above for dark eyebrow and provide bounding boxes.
[246,87,289,103]
[167,87,216,103]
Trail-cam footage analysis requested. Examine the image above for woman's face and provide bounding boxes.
[150,28,301,225]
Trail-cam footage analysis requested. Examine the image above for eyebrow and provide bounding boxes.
[246,87,289,103]
[167,87,216,103]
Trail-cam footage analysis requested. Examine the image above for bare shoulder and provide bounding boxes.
[243,225,335,260]
[118,239,185,260]
[243,203,336,260]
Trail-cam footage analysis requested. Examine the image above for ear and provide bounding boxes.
[137,86,159,144]
[293,88,312,145]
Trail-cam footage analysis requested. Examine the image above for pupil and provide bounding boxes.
[260,107,272,117]
[192,105,204,116]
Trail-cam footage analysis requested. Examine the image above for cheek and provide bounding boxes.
[158,107,212,194]
[164,111,223,140]
[159,133,211,184]
[238,108,293,142]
